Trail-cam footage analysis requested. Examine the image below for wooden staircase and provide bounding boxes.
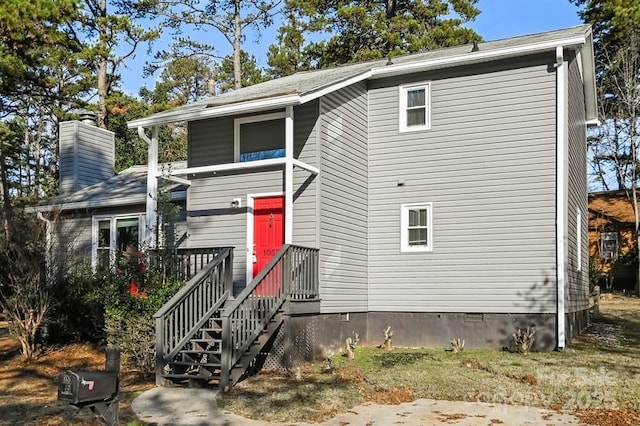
[153,245,319,390]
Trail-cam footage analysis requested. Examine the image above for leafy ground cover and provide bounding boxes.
[0,321,153,425]
[218,294,640,425]
[0,295,638,425]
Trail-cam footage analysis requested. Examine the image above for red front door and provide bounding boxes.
[253,196,284,278]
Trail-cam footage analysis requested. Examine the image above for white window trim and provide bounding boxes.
[91,213,146,270]
[400,202,433,253]
[399,82,431,132]
[234,111,286,162]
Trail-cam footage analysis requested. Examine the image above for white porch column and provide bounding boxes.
[285,105,294,244]
[142,126,159,248]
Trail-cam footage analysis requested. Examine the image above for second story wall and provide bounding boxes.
[319,81,369,313]
[368,54,558,314]
[566,49,589,313]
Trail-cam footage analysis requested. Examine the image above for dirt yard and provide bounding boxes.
[0,320,153,425]
[1,295,639,425]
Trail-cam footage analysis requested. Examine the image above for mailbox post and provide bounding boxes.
[58,347,120,425]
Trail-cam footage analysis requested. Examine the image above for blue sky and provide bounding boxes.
[121,0,584,95]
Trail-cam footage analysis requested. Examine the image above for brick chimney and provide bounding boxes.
[58,112,115,194]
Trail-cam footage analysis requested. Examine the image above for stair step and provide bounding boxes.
[201,327,222,333]
[162,372,220,381]
[170,360,221,368]
[179,349,222,356]
[190,338,221,344]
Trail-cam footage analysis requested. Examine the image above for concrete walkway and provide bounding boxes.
[132,387,582,426]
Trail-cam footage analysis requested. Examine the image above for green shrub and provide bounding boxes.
[94,249,183,372]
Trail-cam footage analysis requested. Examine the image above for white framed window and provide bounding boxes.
[599,231,618,261]
[92,214,145,270]
[399,82,431,132]
[234,112,285,162]
[400,203,433,252]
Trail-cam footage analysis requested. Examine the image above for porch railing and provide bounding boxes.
[153,247,233,384]
[150,247,227,282]
[219,245,319,390]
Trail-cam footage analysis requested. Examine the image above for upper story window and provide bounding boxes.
[93,214,145,270]
[234,112,285,162]
[400,203,433,252]
[399,82,431,132]
[600,231,618,261]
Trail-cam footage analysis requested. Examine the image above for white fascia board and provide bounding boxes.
[299,71,373,104]
[370,36,588,79]
[292,158,320,175]
[162,158,287,176]
[27,189,187,213]
[127,94,301,128]
[159,157,319,178]
[159,174,192,186]
[580,31,598,123]
[27,196,148,213]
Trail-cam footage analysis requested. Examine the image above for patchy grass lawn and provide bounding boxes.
[1,295,639,425]
[218,294,640,425]
[0,321,154,425]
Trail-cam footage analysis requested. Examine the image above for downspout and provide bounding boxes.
[138,126,159,249]
[555,45,568,350]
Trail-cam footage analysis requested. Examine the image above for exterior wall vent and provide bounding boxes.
[464,313,485,323]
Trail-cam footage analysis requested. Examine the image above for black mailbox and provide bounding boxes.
[58,370,118,405]
[57,348,120,426]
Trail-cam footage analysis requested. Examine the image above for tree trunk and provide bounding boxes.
[0,153,13,246]
[96,0,109,128]
[233,0,242,90]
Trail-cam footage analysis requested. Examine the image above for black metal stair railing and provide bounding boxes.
[153,247,233,385]
[219,244,319,390]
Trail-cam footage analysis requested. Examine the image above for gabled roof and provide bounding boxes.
[30,162,187,212]
[128,24,596,128]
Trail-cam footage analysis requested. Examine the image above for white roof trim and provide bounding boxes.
[127,94,301,128]
[370,36,588,78]
[299,71,372,104]
[28,196,148,213]
[128,29,596,128]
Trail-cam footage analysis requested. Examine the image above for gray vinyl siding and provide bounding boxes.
[59,121,114,193]
[186,104,319,287]
[319,82,368,313]
[292,101,320,248]
[187,170,284,287]
[368,56,558,314]
[52,215,93,266]
[188,109,289,167]
[566,51,589,313]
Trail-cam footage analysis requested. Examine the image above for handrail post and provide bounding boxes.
[226,249,234,296]
[155,316,164,386]
[220,314,231,391]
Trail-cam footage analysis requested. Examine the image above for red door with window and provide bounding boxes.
[253,196,284,279]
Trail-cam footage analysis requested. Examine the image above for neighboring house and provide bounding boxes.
[38,25,597,388]
[588,190,638,292]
